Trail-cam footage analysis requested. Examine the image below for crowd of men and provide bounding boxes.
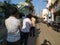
[1,6,36,45]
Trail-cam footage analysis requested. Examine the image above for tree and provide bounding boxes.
[25,0,32,2]
[0,1,17,18]
[25,0,34,11]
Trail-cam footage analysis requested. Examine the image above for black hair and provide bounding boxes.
[49,17,51,19]
[9,7,18,15]
[26,14,32,19]
[19,13,25,18]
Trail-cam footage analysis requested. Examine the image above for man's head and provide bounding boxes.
[26,14,32,19]
[20,13,25,18]
[9,7,19,17]
[49,17,51,19]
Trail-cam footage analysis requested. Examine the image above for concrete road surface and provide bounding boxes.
[28,22,60,45]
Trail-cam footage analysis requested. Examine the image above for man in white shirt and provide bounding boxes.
[5,7,20,45]
[20,15,31,45]
[47,17,51,27]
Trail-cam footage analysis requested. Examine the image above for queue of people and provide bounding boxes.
[4,7,36,45]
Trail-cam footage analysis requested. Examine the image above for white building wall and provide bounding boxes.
[42,9,49,22]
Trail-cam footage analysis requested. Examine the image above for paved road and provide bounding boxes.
[28,22,60,45]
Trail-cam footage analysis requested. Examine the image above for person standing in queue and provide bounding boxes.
[30,15,36,37]
[5,7,20,45]
[20,14,31,45]
[47,17,51,27]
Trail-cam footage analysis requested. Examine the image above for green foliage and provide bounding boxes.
[25,0,32,2]
[18,6,32,16]
[0,0,34,18]
[0,1,17,18]
[25,0,34,10]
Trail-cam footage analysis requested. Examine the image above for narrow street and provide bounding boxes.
[28,22,60,45]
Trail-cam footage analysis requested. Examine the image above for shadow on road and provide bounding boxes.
[28,28,41,45]
[40,39,52,45]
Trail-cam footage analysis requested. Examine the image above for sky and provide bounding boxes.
[0,0,47,16]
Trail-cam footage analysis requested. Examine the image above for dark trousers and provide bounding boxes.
[6,40,20,45]
[20,32,29,45]
[47,23,51,27]
[30,27,35,37]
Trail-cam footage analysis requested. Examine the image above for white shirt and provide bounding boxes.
[47,19,51,23]
[5,16,20,42]
[21,18,31,32]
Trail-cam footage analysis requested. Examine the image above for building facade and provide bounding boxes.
[46,0,57,22]
[42,9,49,22]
